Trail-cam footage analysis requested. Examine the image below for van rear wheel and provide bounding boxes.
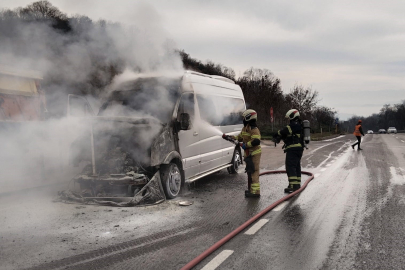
[228,148,242,174]
[160,163,183,199]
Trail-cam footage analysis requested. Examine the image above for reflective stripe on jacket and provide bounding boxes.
[353,125,362,136]
[284,125,302,150]
[236,125,261,156]
[277,123,303,152]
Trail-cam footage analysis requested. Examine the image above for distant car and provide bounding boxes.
[387,127,397,134]
[379,129,386,134]
[367,130,373,134]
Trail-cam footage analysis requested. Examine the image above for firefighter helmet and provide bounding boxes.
[242,109,257,122]
[285,109,300,120]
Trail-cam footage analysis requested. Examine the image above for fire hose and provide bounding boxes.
[180,169,314,270]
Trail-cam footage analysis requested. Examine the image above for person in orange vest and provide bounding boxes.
[351,120,365,150]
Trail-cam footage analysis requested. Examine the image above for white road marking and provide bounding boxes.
[323,135,344,141]
[201,250,234,270]
[321,168,327,172]
[401,140,404,143]
[326,164,332,167]
[315,173,321,178]
[244,219,269,235]
[273,202,289,212]
[315,151,336,169]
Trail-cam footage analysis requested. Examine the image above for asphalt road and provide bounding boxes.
[1,134,405,270]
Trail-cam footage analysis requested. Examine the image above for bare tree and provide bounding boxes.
[178,50,236,81]
[348,100,405,132]
[286,85,319,118]
[311,106,336,132]
[18,1,67,20]
[237,67,285,126]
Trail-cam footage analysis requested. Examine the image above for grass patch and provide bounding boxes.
[311,132,341,141]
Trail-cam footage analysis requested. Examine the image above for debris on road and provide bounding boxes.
[57,170,165,207]
[178,200,193,206]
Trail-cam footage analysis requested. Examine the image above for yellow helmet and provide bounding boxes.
[242,109,257,121]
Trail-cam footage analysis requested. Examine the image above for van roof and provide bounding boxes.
[183,71,235,84]
[111,70,244,99]
[182,71,243,98]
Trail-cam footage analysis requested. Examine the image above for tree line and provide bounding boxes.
[0,0,124,98]
[1,1,337,133]
[344,102,405,133]
[181,50,336,134]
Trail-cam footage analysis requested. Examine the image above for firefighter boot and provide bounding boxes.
[284,184,301,193]
[245,191,260,198]
[293,184,301,191]
[284,184,294,193]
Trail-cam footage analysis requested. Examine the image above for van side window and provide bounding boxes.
[197,94,244,126]
[196,95,219,126]
[221,97,244,125]
[177,93,195,128]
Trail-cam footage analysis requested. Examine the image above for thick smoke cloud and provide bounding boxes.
[0,1,182,115]
[0,1,183,193]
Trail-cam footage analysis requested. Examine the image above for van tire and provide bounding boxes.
[228,148,242,174]
[160,162,183,199]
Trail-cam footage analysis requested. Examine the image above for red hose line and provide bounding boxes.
[180,170,314,270]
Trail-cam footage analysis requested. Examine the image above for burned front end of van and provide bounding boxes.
[60,78,181,206]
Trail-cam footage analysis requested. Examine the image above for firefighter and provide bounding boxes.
[351,120,364,150]
[232,109,262,198]
[275,109,304,193]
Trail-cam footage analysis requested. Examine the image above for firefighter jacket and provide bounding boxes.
[353,124,364,136]
[277,120,304,152]
[236,125,261,156]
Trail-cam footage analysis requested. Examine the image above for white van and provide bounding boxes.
[69,71,245,201]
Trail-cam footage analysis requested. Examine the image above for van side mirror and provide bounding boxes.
[179,113,191,130]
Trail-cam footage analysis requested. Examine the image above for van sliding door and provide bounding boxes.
[217,97,245,164]
[177,93,200,179]
[196,94,224,173]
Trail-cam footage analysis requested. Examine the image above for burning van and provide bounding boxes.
[64,71,245,206]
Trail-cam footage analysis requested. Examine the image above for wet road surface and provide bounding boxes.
[196,133,405,270]
[1,134,405,270]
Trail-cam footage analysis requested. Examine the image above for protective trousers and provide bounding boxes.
[249,153,261,194]
[285,150,303,189]
[352,136,361,149]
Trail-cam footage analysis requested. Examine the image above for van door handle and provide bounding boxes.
[193,132,198,136]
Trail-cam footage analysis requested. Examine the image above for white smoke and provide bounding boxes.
[0,1,184,193]
[0,117,87,192]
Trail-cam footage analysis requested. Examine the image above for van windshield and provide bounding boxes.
[98,78,181,123]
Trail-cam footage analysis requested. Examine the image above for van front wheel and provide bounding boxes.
[228,148,242,174]
[160,163,183,199]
